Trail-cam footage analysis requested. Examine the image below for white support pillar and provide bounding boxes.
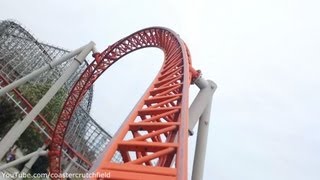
[0,41,96,160]
[0,119,21,160]
[188,79,215,135]
[63,157,77,173]
[0,150,47,171]
[0,44,88,97]
[189,78,217,180]
[18,145,47,178]
[191,81,216,180]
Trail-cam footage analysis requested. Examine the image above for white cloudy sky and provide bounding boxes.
[1,0,320,179]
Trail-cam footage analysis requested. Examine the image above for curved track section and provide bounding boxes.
[50,27,199,180]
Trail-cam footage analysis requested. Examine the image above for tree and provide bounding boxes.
[18,83,67,125]
[0,83,67,174]
[0,96,22,138]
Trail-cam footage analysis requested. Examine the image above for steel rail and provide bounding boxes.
[49,27,200,180]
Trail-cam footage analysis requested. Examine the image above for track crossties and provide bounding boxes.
[50,27,198,180]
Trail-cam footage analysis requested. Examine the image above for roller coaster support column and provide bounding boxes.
[0,43,89,97]
[0,41,96,160]
[63,157,77,173]
[0,149,47,171]
[189,76,217,180]
[18,144,48,178]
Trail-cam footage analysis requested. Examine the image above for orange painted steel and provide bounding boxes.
[49,27,200,179]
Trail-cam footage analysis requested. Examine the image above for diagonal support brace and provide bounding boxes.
[188,76,217,180]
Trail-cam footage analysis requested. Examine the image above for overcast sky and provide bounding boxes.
[1,0,320,179]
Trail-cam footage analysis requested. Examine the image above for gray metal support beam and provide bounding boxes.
[188,79,216,135]
[63,157,77,173]
[0,44,88,97]
[17,145,47,178]
[0,42,95,160]
[191,81,216,180]
[0,149,47,171]
[189,77,217,180]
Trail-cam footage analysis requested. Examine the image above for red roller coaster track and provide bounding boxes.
[49,27,200,180]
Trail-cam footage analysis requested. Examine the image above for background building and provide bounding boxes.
[0,20,120,174]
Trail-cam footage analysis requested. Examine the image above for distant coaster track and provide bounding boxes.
[49,27,200,180]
